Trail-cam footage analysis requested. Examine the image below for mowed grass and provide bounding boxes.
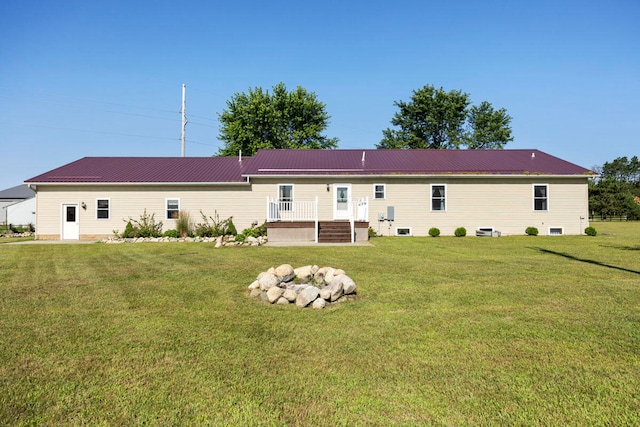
[0,223,639,426]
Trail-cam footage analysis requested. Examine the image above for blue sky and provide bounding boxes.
[1,0,638,190]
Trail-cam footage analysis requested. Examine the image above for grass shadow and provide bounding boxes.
[531,247,640,275]
[599,244,640,251]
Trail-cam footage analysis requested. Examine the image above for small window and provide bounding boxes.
[374,184,386,200]
[395,227,412,236]
[278,184,293,211]
[548,227,564,236]
[96,199,110,220]
[166,199,180,219]
[431,185,446,211]
[534,185,548,211]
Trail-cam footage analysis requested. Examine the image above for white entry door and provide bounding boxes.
[333,184,352,220]
[62,204,79,240]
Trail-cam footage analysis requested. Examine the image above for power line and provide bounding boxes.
[1,121,179,142]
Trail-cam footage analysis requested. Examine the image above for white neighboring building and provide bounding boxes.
[5,198,36,228]
[1,185,35,228]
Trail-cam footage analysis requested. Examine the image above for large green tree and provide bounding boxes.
[378,85,470,149]
[377,84,513,150]
[463,101,514,149]
[589,156,640,220]
[217,82,338,156]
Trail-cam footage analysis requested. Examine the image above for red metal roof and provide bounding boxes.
[244,149,594,176]
[25,149,594,184]
[25,157,250,184]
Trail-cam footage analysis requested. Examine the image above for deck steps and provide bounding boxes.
[318,221,352,243]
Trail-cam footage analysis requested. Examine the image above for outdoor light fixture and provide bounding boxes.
[81,202,87,210]
[326,184,330,192]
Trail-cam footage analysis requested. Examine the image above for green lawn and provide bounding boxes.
[1,223,639,426]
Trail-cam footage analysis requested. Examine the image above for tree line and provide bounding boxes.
[589,156,640,220]
[216,82,512,156]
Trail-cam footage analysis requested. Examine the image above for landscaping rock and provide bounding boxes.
[331,274,357,295]
[319,288,331,301]
[274,264,295,282]
[267,286,285,303]
[258,273,280,291]
[325,280,344,302]
[296,286,320,307]
[249,264,357,308]
[312,298,326,309]
[283,289,298,302]
[294,265,313,282]
[276,297,290,305]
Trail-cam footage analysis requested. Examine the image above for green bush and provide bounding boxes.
[454,227,466,237]
[234,233,246,242]
[122,210,163,238]
[226,219,237,236]
[368,227,378,238]
[584,226,597,236]
[525,227,539,236]
[428,227,440,237]
[241,221,267,238]
[163,229,179,238]
[122,221,135,238]
[194,211,234,237]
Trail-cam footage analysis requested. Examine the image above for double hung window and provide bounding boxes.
[431,185,446,211]
[533,185,548,211]
[167,199,180,219]
[96,199,110,219]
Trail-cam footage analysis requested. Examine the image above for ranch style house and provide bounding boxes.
[24,149,595,242]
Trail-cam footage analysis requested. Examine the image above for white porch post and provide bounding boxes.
[314,196,318,244]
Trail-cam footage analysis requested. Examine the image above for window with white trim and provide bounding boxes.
[533,185,548,211]
[395,227,412,236]
[548,227,564,236]
[374,184,386,200]
[96,198,110,220]
[278,184,293,211]
[431,184,446,211]
[166,198,180,219]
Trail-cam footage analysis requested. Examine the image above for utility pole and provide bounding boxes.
[181,83,187,157]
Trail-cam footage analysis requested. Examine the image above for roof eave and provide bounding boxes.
[243,173,594,179]
[24,181,251,186]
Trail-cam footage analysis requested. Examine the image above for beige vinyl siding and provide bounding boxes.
[34,184,257,240]
[252,176,589,236]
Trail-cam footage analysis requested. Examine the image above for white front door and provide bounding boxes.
[62,204,79,240]
[333,184,352,220]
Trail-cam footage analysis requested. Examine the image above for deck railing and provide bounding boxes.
[267,197,318,222]
[267,196,369,243]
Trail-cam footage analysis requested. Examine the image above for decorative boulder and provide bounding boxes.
[266,286,285,303]
[294,265,313,282]
[325,279,344,302]
[283,289,298,302]
[319,288,331,301]
[312,298,326,309]
[276,296,290,305]
[258,273,280,291]
[274,264,295,282]
[331,274,357,295]
[314,267,333,284]
[296,286,320,307]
